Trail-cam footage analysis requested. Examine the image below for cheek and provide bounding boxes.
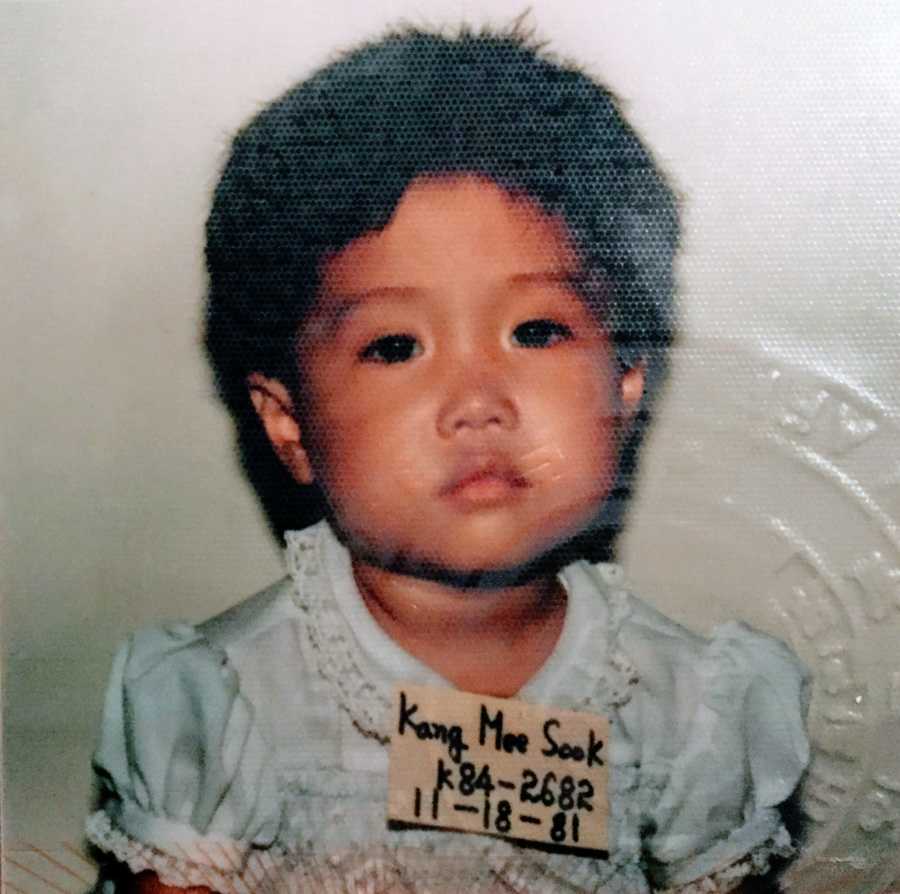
[525,360,617,457]
[310,387,432,493]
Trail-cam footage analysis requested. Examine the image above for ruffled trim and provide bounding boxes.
[86,810,291,893]
[562,572,640,712]
[89,805,647,893]
[280,525,804,893]
[89,806,787,894]
[664,824,795,894]
[285,525,640,743]
[607,596,640,706]
[641,619,809,877]
[280,764,648,893]
[657,808,793,890]
[90,620,283,859]
[286,525,394,742]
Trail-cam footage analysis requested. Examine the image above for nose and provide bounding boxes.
[436,373,519,438]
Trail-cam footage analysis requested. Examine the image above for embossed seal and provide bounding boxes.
[621,340,900,893]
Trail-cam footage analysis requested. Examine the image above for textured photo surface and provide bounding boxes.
[3,3,899,893]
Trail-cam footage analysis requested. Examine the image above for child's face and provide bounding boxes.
[260,176,643,577]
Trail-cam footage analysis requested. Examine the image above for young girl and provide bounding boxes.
[86,26,810,894]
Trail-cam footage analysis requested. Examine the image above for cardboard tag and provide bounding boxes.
[387,683,610,853]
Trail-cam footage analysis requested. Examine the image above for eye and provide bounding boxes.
[359,334,422,364]
[512,319,574,348]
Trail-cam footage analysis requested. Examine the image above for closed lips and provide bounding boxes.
[440,459,530,496]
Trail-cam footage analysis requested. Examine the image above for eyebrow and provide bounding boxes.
[324,272,578,308]
[327,272,579,306]
[303,286,424,340]
[305,271,589,341]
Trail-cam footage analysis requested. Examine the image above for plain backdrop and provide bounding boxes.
[2,1,900,890]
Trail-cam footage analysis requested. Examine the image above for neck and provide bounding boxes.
[352,559,567,696]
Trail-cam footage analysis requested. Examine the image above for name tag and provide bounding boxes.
[387,683,609,853]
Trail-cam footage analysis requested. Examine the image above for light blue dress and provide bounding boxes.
[86,521,810,893]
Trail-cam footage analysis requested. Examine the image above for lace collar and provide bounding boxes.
[285,522,638,743]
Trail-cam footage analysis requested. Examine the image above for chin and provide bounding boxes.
[336,511,595,586]
[423,533,538,571]
[387,536,576,589]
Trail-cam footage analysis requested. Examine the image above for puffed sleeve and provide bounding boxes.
[644,622,811,892]
[85,623,284,891]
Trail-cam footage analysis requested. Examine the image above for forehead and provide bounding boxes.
[319,175,579,297]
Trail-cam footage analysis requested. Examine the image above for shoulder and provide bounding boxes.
[198,574,296,649]
[95,575,294,680]
[90,614,286,815]
[87,604,290,890]
[616,588,707,694]
[92,576,300,742]
[196,520,338,651]
[615,584,811,725]
[604,581,811,890]
[93,572,303,767]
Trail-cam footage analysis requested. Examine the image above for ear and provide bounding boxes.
[246,373,314,485]
[619,362,645,424]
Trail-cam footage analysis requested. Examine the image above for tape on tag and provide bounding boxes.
[387,683,610,853]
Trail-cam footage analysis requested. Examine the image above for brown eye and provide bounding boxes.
[512,319,574,348]
[360,334,422,364]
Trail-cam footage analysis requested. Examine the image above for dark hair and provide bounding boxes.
[204,24,680,555]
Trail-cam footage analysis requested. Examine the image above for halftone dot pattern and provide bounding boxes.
[203,24,679,556]
[50,9,896,893]
[5,4,899,892]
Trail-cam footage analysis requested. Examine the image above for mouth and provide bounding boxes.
[439,458,531,505]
